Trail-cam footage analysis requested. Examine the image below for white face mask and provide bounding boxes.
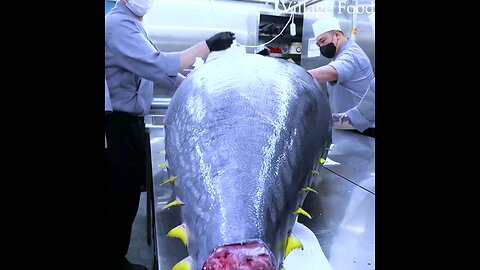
[125,0,154,17]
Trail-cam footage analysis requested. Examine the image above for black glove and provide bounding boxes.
[206,31,235,52]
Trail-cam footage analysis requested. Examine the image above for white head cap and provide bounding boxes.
[312,16,342,38]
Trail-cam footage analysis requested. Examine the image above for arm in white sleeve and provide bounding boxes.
[108,18,180,83]
[333,78,375,131]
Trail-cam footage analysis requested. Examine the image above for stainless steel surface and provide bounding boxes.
[299,130,374,269]
[223,0,278,7]
[147,123,374,269]
[145,114,166,128]
[326,130,375,193]
[284,0,317,13]
[149,126,189,270]
[300,166,375,269]
[149,98,170,117]
[348,0,375,72]
[143,0,261,53]
[151,98,171,109]
[301,0,375,72]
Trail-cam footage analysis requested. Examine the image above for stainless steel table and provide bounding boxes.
[145,119,375,270]
[300,130,375,269]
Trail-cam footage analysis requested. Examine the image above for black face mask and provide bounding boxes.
[319,34,337,58]
[320,42,336,58]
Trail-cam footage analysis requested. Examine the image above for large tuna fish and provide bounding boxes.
[163,53,332,270]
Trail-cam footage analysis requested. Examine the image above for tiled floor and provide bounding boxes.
[127,192,154,269]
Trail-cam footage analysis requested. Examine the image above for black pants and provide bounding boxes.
[104,112,146,264]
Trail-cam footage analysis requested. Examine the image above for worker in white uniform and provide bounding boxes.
[104,1,236,269]
[332,77,375,134]
[328,13,375,137]
[308,16,374,116]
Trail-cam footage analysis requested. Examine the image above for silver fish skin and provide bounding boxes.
[164,53,332,270]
